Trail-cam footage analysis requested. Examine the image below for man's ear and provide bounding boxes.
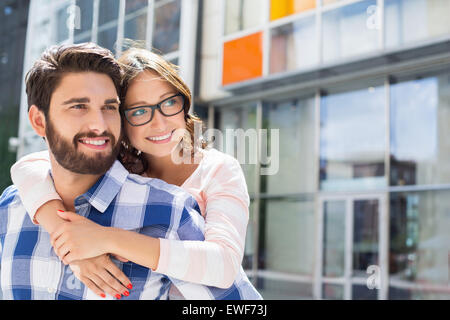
[28,105,46,138]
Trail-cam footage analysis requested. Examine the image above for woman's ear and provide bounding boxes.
[28,105,46,138]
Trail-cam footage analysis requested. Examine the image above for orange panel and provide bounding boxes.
[270,0,316,21]
[222,32,263,85]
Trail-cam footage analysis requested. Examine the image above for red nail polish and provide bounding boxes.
[100,293,106,298]
[127,283,133,290]
[115,294,121,299]
[123,291,129,296]
[57,210,64,213]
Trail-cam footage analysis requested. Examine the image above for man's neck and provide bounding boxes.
[49,153,103,212]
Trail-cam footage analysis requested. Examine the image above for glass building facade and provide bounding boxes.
[13,0,450,299]
[213,0,450,300]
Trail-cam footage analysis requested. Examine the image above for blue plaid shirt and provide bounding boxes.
[0,160,261,300]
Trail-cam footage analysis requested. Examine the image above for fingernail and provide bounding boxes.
[123,291,129,296]
[100,293,106,298]
[115,294,121,299]
[57,210,64,213]
[127,283,133,290]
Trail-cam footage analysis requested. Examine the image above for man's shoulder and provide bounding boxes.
[124,173,194,203]
[0,185,20,209]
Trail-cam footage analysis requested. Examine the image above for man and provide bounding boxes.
[0,43,261,300]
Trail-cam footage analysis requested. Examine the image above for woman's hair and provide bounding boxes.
[117,45,207,174]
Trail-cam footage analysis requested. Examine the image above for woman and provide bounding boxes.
[11,47,256,299]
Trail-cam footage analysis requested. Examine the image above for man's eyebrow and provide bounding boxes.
[104,98,120,105]
[62,97,90,105]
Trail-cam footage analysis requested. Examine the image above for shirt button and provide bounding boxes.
[47,287,56,294]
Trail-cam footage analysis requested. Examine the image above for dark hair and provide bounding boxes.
[25,42,122,117]
[117,47,207,174]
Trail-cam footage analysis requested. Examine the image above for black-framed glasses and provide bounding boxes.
[123,93,185,126]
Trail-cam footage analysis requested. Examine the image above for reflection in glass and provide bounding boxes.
[216,104,257,194]
[352,284,378,300]
[97,25,118,53]
[264,97,315,194]
[270,16,318,74]
[323,200,346,277]
[390,191,450,299]
[74,0,93,38]
[125,0,148,15]
[322,283,344,300]
[390,73,450,186]
[260,199,315,275]
[257,278,313,300]
[224,0,263,35]
[98,0,119,25]
[322,0,379,63]
[124,13,147,41]
[353,200,379,278]
[152,0,180,54]
[320,83,386,191]
[385,0,450,48]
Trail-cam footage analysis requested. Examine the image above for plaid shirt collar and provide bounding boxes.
[73,160,129,213]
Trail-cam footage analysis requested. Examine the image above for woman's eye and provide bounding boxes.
[131,108,148,117]
[162,99,176,107]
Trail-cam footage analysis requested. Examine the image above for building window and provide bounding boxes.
[320,81,386,191]
[390,71,450,186]
[269,16,318,74]
[263,96,316,194]
[321,0,379,63]
[224,0,264,35]
[385,0,450,48]
[152,0,181,55]
[389,190,450,299]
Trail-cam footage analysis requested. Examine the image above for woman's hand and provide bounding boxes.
[50,210,111,264]
[69,254,133,299]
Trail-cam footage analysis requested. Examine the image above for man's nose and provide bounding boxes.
[87,109,108,134]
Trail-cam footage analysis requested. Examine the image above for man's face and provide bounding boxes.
[45,72,122,175]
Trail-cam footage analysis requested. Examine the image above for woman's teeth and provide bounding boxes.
[148,132,172,141]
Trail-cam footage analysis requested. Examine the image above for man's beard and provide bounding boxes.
[45,118,121,175]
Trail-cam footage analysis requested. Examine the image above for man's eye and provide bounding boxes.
[71,104,86,110]
[104,105,118,111]
[131,108,148,117]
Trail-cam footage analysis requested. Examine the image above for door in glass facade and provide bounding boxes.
[317,194,388,300]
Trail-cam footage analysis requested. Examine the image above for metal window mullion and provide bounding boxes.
[146,0,154,49]
[313,88,322,299]
[91,0,100,42]
[344,198,353,300]
[314,197,324,299]
[317,0,323,65]
[251,101,263,286]
[116,0,126,57]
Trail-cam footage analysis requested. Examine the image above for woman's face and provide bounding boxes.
[123,70,186,158]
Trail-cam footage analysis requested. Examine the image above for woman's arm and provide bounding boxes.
[10,151,65,229]
[154,153,249,288]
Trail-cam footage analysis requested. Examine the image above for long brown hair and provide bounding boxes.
[117,47,206,174]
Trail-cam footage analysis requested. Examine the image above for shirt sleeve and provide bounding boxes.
[156,154,249,288]
[10,150,61,224]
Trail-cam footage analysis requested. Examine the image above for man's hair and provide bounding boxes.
[25,42,122,117]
